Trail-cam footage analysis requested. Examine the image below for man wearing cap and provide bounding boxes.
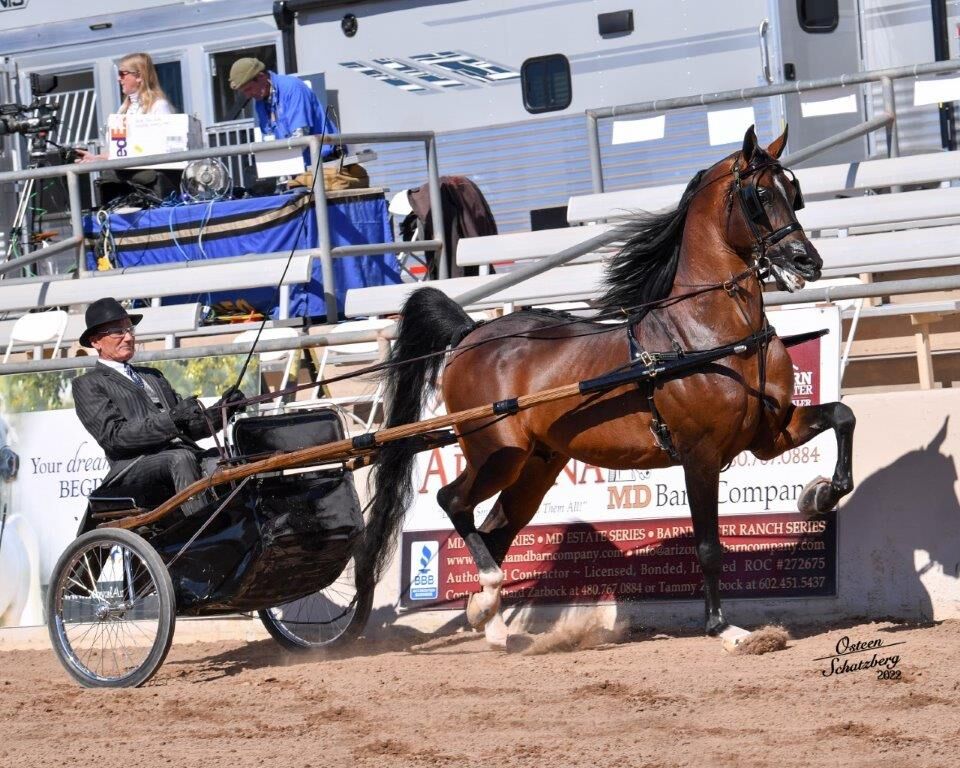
[72,297,241,517]
[229,57,341,167]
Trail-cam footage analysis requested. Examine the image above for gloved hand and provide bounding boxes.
[215,386,248,418]
[169,396,204,432]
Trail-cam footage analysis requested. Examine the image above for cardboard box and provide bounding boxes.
[107,113,204,169]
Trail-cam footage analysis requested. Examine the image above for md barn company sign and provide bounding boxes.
[401,306,840,609]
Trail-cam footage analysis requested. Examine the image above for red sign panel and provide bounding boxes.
[400,512,836,609]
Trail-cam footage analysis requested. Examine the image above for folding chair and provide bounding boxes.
[231,327,300,412]
[2,310,68,363]
[309,318,394,431]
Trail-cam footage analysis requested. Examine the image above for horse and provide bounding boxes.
[357,125,855,648]
[0,416,41,628]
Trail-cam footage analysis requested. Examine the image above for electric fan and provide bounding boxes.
[180,157,231,201]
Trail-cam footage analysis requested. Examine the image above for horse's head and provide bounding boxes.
[0,446,18,482]
[725,126,822,292]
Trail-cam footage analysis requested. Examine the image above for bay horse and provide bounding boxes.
[357,126,855,647]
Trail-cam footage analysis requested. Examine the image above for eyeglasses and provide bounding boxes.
[98,325,136,339]
[117,70,139,79]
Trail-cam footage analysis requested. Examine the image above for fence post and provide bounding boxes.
[67,169,86,276]
[310,137,338,322]
[587,112,604,194]
[881,76,900,158]
[425,135,447,280]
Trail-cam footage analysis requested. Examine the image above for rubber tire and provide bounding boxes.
[259,562,373,652]
[46,528,176,688]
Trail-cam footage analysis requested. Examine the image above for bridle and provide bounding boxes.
[731,157,806,268]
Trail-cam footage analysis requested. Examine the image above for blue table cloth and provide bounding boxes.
[82,190,401,318]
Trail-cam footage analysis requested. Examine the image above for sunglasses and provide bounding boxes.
[117,70,139,78]
[98,325,136,339]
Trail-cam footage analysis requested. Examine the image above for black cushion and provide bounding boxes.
[232,407,345,456]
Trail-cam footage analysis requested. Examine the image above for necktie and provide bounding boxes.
[124,363,145,389]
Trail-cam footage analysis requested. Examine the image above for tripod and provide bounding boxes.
[3,134,62,271]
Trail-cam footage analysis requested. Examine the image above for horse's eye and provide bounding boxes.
[757,188,772,203]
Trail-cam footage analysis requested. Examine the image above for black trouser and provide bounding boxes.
[120,447,214,517]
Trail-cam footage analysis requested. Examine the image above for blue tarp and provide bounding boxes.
[83,190,401,318]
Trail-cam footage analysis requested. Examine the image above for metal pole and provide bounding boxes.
[781,114,893,167]
[309,136,338,321]
[425,135,447,280]
[0,235,82,277]
[880,76,900,158]
[66,170,86,276]
[454,224,621,307]
[586,112,604,193]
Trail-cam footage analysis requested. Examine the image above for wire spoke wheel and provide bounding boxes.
[259,557,372,651]
[46,529,175,688]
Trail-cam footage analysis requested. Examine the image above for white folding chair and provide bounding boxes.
[2,310,68,363]
[231,327,300,411]
[310,318,394,431]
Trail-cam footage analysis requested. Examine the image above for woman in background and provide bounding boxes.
[114,52,173,116]
[76,52,173,163]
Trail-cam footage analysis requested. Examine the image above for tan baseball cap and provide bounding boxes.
[229,57,266,89]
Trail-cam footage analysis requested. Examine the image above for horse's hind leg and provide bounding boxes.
[436,447,529,644]
[751,401,856,515]
[477,449,569,565]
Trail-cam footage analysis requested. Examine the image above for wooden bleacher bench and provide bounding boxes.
[566,150,960,225]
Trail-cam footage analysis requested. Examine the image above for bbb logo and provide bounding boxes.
[409,540,439,601]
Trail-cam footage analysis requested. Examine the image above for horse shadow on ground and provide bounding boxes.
[826,417,959,625]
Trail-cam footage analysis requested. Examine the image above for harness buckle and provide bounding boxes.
[638,350,656,368]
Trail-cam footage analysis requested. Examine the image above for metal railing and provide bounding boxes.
[0,130,447,321]
[586,59,960,193]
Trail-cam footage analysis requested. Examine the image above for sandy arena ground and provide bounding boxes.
[2,617,958,768]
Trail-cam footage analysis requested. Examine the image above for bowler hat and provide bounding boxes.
[79,297,142,348]
[229,57,266,90]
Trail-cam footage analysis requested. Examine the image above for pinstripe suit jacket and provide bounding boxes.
[72,362,204,485]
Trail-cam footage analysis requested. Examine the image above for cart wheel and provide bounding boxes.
[259,557,373,651]
[46,528,176,688]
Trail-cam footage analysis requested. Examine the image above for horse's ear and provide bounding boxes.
[766,125,789,159]
[740,125,758,162]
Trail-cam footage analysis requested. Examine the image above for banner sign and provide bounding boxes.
[400,306,840,609]
[0,355,258,628]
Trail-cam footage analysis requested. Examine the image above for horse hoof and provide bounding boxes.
[719,625,752,653]
[484,613,509,649]
[798,476,833,517]
[466,590,500,629]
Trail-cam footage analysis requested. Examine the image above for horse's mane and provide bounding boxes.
[594,167,709,315]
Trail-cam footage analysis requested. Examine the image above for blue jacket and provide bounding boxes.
[254,71,341,165]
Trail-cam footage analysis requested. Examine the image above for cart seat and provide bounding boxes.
[232,407,345,456]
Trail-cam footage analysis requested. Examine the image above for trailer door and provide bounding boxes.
[776,0,866,164]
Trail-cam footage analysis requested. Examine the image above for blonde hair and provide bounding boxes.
[118,52,168,114]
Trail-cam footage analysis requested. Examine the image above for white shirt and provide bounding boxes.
[98,357,137,382]
[122,94,174,116]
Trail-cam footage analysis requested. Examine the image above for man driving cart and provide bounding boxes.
[72,297,243,517]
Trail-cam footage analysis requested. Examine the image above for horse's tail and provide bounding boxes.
[355,287,476,601]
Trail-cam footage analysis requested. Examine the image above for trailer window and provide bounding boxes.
[521,54,571,114]
[797,0,839,33]
[155,61,184,114]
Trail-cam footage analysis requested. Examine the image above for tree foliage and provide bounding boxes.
[0,354,260,414]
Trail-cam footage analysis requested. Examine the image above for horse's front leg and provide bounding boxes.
[752,401,856,516]
[682,459,727,636]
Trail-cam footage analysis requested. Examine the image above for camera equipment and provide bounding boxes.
[2,73,83,267]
